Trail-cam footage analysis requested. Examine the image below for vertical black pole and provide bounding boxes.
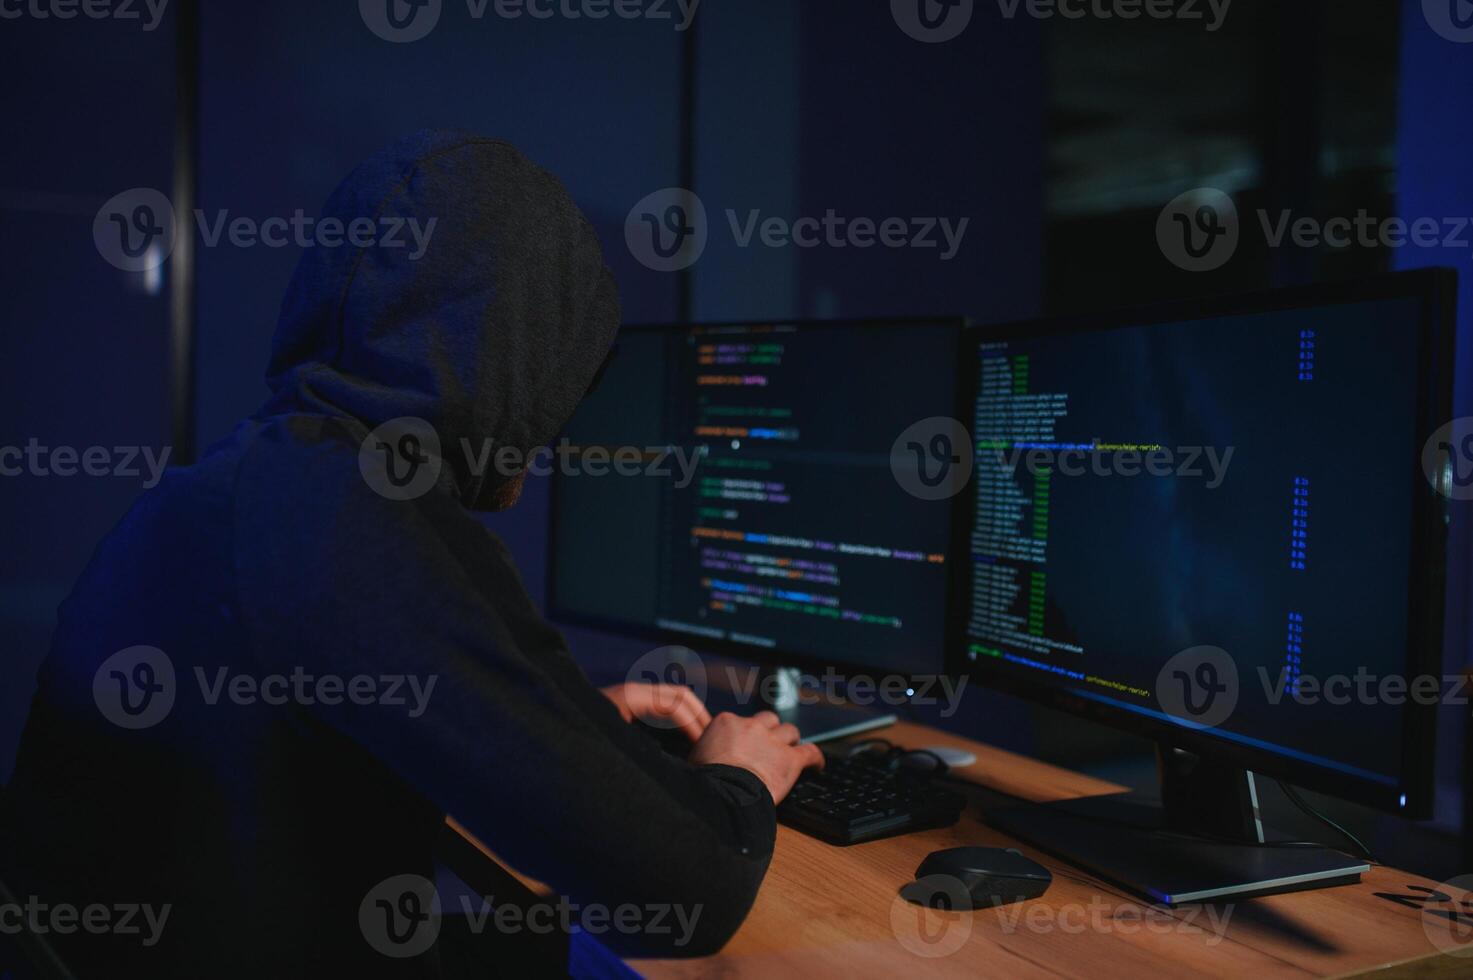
[676,14,698,323]
[170,0,200,463]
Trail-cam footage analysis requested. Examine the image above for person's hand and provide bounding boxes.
[688,711,825,804]
[599,682,712,742]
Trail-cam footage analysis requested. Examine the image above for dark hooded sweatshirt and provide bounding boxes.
[0,131,774,977]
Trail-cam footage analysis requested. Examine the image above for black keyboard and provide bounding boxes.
[777,751,967,845]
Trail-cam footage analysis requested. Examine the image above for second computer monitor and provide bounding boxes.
[548,319,961,678]
[951,271,1453,815]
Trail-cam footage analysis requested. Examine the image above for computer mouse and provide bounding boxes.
[920,745,977,768]
[899,846,1052,909]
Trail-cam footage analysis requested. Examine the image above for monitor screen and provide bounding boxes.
[952,276,1450,811]
[549,320,960,676]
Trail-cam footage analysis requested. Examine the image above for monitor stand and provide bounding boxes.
[986,745,1370,905]
[703,666,897,745]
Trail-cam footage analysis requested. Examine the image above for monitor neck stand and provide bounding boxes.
[705,666,898,745]
[987,745,1371,906]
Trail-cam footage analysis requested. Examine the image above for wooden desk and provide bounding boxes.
[454,719,1471,978]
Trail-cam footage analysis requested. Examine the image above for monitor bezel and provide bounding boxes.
[946,269,1456,818]
[545,315,968,685]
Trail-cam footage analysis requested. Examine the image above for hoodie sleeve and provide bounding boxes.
[233,419,774,957]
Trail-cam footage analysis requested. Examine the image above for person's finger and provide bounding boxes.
[666,686,710,727]
[797,742,825,770]
[671,700,707,742]
[682,694,712,740]
[774,722,801,746]
[753,711,781,729]
[687,691,713,730]
[649,683,686,715]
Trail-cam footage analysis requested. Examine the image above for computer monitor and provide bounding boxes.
[951,269,1457,902]
[548,318,963,738]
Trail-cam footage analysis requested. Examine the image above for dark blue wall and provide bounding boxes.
[192,1,687,450]
[1,13,177,781]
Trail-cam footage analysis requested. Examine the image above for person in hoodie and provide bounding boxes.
[0,131,823,978]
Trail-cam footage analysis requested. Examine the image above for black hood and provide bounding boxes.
[260,130,621,508]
